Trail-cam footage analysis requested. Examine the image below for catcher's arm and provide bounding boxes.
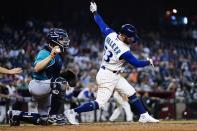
[34,46,60,72]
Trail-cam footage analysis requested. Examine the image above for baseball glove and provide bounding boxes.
[60,70,77,87]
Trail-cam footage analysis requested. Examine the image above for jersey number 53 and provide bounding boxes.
[104,46,113,62]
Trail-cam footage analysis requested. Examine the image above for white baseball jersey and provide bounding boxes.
[101,32,130,71]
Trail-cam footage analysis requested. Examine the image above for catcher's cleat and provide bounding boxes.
[48,115,66,125]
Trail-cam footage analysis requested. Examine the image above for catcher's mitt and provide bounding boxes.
[60,70,77,87]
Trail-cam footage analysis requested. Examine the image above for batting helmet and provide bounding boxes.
[47,28,70,52]
[120,24,139,43]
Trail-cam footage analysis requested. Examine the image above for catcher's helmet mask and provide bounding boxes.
[47,28,70,52]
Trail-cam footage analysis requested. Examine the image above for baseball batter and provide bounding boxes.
[65,2,159,124]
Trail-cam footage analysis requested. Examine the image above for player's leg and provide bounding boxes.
[65,69,117,124]
[122,101,133,122]
[65,86,114,124]
[29,80,51,97]
[115,77,146,115]
[49,77,67,115]
[113,91,133,122]
[29,80,52,124]
[109,91,123,121]
[115,76,159,123]
[74,71,117,112]
[8,80,53,126]
[109,107,122,122]
[49,89,65,115]
[49,78,66,125]
[8,93,52,126]
[7,110,41,126]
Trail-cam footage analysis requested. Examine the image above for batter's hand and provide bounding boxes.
[8,68,22,74]
[90,2,97,13]
[147,57,155,68]
[50,46,61,57]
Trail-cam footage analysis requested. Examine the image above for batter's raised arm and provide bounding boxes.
[90,2,114,37]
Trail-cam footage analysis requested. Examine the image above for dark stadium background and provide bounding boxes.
[0,0,196,29]
[0,0,196,123]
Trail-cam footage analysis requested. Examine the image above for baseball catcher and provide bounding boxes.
[7,28,77,126]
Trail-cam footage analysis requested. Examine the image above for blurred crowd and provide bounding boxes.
[0,20,197,122]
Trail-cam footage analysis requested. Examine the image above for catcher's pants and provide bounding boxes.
[96,68,136,108]
[28,79,51,116]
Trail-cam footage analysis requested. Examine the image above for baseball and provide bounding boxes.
[55,48,61,53]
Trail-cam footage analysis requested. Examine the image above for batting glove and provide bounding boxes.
[147,57,155,68]
[90,2,97,13]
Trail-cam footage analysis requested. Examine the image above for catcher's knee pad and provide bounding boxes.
[50,77,66,95]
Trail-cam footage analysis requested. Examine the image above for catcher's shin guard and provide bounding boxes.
[50,77,66,115]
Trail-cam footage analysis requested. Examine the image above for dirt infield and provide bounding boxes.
[1,121,197,131]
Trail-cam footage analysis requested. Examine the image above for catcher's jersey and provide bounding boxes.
[101,32,130,71]
[32,46,63,80]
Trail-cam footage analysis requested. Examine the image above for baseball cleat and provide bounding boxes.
[139,112,159,123]
[64,109,79,125]
[48,114,67,125]
[7,110,21,126]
